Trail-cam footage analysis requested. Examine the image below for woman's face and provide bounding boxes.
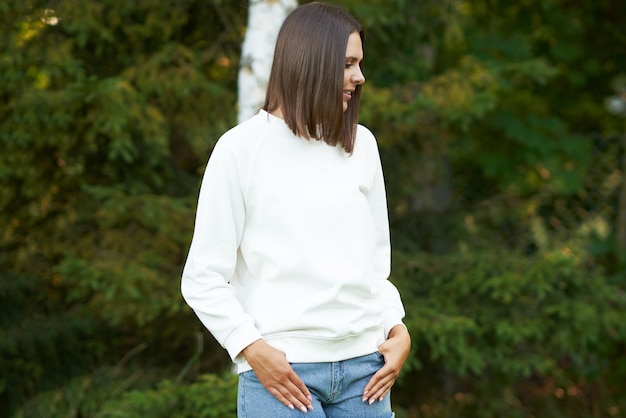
[343,31,365,112]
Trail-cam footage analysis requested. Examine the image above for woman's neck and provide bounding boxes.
[269,107,284,120]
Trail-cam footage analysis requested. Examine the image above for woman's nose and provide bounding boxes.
[352,68,365,84]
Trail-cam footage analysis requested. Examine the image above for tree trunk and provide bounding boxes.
[238,0,298,123]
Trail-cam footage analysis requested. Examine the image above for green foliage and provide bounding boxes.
[13,369,237,418]
[0,0,246,414]
[391,250,626,417]
[350,0,622,205]
[397,250,626,376]
[13,367,148,418]
[2,0,626,417]
[0,271,107,415]
[99,374,238,418]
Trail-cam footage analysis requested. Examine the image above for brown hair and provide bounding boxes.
[263,2,364,153]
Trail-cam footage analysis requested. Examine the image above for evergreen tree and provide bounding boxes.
[2,0,625,416]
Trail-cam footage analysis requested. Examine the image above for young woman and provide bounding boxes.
[181,2,410,417]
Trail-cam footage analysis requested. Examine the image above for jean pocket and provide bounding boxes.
[240,369,260,383]
[374,350,385,361]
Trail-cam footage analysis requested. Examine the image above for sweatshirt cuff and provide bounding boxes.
[223,321,264,362]
[383,308,406,339]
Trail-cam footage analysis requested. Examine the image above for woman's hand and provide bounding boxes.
[242,339,314,413]
[362,324,411,404]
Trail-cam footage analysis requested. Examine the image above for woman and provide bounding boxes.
[181,2,410,416]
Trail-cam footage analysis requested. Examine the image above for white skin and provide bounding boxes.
[245,31,411,413]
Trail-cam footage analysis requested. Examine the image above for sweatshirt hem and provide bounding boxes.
[233,327,385,374]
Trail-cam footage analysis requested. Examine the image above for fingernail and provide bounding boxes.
[307,395,313,402]
[288,404,295,410]
[369,398,375,405]
[362,397,368,403]
[300,405,307,413]
[379,396,384,402]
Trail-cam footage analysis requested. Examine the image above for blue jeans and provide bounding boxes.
[237,351,394,417]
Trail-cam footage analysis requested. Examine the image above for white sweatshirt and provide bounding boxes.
[181,110,405,373]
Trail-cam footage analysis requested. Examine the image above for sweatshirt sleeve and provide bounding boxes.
[181,137,262,362]
[364,130,406,338]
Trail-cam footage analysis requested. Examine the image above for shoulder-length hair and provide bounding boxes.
[263,2,364,153]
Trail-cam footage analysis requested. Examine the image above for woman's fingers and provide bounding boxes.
[363,325,411,404]
[270,378,314,412]
[362,364,397,403]
[266,362,312,411]
[242,339,314,412]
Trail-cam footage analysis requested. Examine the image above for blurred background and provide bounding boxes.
[1,0,625,417]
